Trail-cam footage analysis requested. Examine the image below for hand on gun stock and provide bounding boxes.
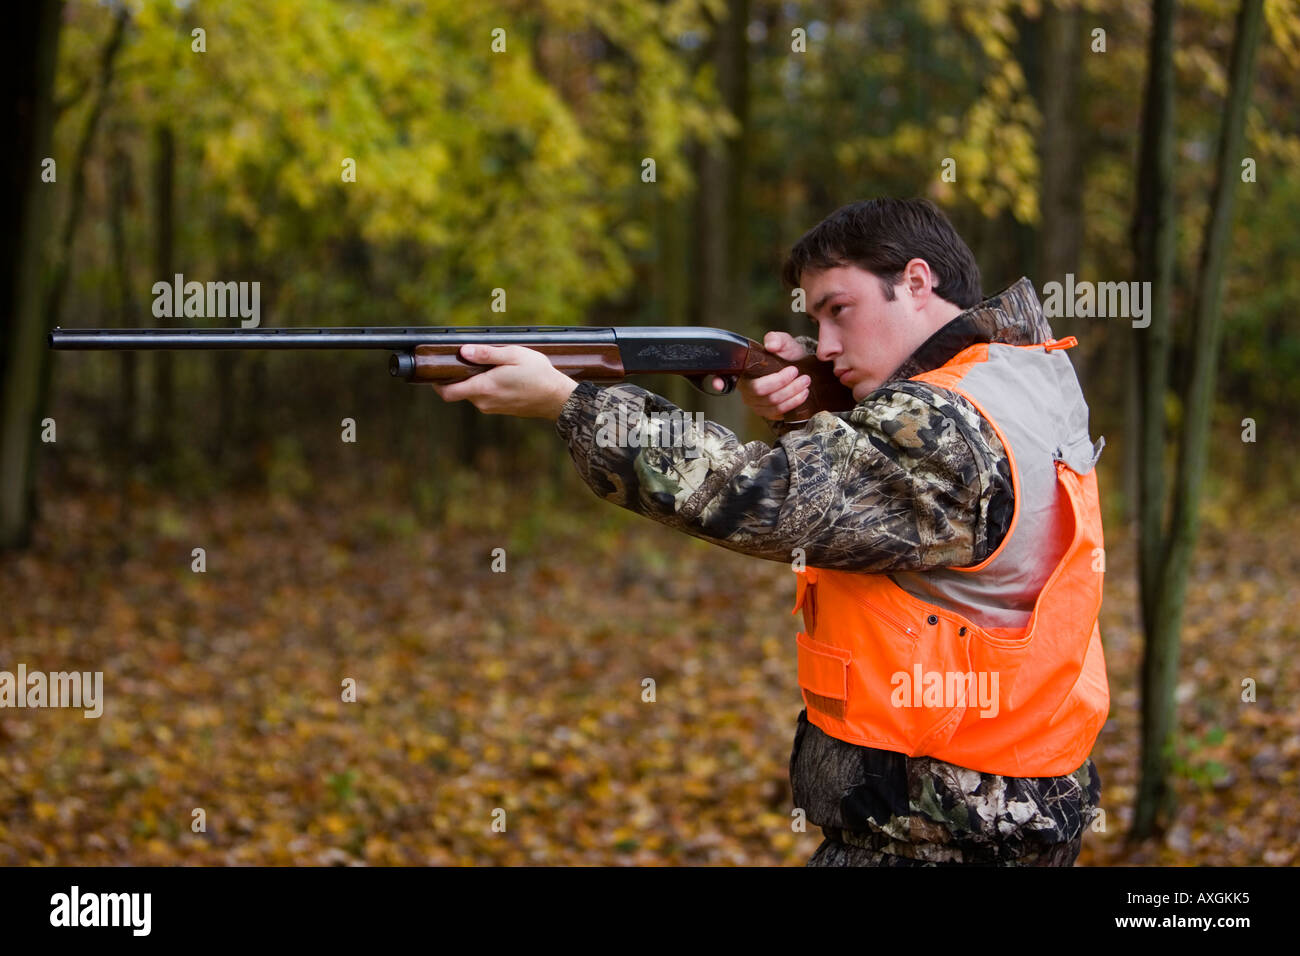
[430,344,579,420]
[713,332,814,422]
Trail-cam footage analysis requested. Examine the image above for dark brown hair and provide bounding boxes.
[781,198,982,308]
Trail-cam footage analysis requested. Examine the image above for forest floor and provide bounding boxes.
[1,472,1296,866]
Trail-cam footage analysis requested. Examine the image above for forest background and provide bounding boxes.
[1,0,1297,865]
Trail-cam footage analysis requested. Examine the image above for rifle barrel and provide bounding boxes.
[48,327,621,350]
[48,326,760,375]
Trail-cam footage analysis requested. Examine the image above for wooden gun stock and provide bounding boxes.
[394,339,854,423]
[397,344,628,384]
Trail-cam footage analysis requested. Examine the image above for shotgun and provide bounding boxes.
[48,325,854,423]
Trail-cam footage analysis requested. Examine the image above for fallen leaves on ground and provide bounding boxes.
[0,477,1295,865]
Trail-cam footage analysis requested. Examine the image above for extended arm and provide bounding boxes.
[556,378,1013,572]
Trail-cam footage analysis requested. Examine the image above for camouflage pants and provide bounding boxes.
[807,828,1084,866]
[790,709,1100,867]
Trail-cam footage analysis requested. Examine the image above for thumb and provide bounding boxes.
[460,344,511,364]
[762,331,806,360]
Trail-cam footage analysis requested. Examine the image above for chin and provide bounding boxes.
[850,380,877,401]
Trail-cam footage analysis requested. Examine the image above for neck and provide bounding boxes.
[923,299,963,335]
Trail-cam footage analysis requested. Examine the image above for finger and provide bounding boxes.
[460,344,526,366]
[748,365,796,399]
[766,374,812,407]
[751,364,801,398]
[777,387,811,414]
[762,331,807,360]
[434,377,490,403]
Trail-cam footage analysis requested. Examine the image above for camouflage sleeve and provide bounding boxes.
[792,334,820,356]
[554,376,1013,572]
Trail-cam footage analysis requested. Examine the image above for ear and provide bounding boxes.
[901,258,933,307]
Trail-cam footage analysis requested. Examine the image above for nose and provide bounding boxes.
[816,327,840,363]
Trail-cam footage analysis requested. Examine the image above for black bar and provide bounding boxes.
[1,863,1291,942]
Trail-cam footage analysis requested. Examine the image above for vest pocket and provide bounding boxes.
[796,631,850,719]
[828,577,976,752]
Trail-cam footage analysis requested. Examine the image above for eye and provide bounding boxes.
[830,304,846,317]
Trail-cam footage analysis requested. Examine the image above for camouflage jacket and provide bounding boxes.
[555,278,1101,864]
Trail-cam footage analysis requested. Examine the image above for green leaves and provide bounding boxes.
[62,0,728,328]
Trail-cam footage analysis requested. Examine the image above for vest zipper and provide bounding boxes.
[853,593,918,638]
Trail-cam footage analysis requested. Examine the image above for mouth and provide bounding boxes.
[834,368,852,382]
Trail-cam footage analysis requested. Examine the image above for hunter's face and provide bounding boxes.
[802,265,919,399]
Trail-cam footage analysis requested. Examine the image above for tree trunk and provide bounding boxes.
[108,130,138,517]
[649,181,694,412]
[1131,0,1264,840]
[1164,0,1264,604]
[1038,1,1083,305]
[0,0,63,550]
[1129,0,1179,837]
[151,122,176,471]
[2,5,131,549]
[692,0,749,437]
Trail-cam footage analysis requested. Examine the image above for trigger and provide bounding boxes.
[688,374,737,396]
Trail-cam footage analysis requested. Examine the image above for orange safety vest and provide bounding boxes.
[792,338,1109,778]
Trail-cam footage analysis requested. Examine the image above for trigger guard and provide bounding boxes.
[687,374,737,396]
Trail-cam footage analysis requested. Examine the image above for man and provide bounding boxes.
[433,198,1108,866]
